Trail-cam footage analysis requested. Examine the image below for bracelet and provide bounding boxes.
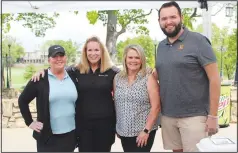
[208,115,218,119]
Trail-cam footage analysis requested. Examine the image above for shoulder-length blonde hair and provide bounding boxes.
[76,36,113,74]
[119,44,147,77]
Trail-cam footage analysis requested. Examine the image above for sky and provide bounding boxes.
[5,2,237,53]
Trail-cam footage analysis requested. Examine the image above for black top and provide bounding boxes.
[18,69,79,143]
[67,66,119,122]
[66,66,119,134]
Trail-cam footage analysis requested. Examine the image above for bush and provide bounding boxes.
[24,64,37,81]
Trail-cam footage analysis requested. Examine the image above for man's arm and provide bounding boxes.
[204,63,221,116]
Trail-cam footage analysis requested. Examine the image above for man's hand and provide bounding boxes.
[31,70,45,82]
[206,115,219,136]
[29,121,43,133]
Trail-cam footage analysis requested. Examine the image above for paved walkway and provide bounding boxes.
[1,123,237,152]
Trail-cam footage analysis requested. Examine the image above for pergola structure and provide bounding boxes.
[1,0,236,41]
[1,1,236,88]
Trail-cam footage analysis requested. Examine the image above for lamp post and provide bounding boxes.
[6,36,14,88]
[6,54,10,89]
[8,44,12,87]
[225,3,233,17]
[219,38,226,80]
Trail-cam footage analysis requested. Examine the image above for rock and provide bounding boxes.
[32,117,37,121]
[7,122,16,128]
[13,107,20,113]
[13,113,23,118]
[9,117,15,122]
[30,106,37,113]
[29,100,36,106]
[2,117,9,128]
[13,100,19,107]
[15,118,26,128]
[31,113,37,118]
[2,101,13,117]
[2,88,18,99]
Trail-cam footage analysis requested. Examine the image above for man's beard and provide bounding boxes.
[161,22,182,38]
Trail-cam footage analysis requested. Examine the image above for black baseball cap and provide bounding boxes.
[48,45,65,57]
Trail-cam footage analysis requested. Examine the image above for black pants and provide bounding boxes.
[37,130,77,152]
[77,118,115,152]
[120,130,156,152]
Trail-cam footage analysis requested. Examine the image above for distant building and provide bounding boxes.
[23,49,47,64]
[22,43,83,64]
[22,49,82,64]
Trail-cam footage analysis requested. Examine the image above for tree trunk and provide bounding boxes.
[224,64,230,80]
[106,10,118,63]
[106,10,118,62]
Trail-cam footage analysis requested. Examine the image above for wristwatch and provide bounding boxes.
[143,128,150,134]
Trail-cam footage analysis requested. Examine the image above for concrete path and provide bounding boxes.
[1,123,237,152]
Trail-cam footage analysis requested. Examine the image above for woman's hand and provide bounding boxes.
[29,121,43,133]
[136,131,149,148]
[31,70,45,82]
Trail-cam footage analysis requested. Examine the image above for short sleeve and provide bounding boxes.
[197,36,217,67]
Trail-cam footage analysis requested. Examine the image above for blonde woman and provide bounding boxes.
[31,36,120,152]
[113,44,161,152]
[74,36,119,152]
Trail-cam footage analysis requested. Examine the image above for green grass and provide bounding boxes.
[4,65,47,90]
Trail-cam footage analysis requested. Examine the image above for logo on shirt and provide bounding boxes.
[178,44,184,50]
[98,74,108,77]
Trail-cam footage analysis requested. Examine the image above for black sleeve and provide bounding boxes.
[18,80,38,126]
[65,65,79,73]
[111,66,121,74]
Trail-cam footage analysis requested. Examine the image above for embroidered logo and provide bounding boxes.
[98,74,108,77]
[178,44,184,50]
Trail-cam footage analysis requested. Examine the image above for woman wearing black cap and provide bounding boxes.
[31,37,120,152]
[18,45,79,152]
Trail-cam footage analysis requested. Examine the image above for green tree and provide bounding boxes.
[116,35,155,68]
[224,28,237,79]
[86,8,198,62]
[181,8,197,30]
[2,13,59,37]
[194,23,237,79]
[41,40,79,64]
[1,12,58,86]
[1,37,25,89]
[86,9,152,61]
[1,37,25,65]
[24,64,37,81]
